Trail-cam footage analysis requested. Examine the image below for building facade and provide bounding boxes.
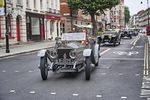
[109,0,125,29]
[0,0,61,46]
[60,0,92,33]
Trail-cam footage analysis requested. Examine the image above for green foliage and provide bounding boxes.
[124,6,130,24]
[67,0,120,15]
[67,0,120,35]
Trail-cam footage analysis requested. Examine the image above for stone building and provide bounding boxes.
[0,0,61,46]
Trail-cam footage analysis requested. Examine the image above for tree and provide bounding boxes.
[67,0,120,35]
[124,6,130,24]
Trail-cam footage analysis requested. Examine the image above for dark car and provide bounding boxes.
[37,32,100,80]
[121,30,132,39]
[100,30,121,46]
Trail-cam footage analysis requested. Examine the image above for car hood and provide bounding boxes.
[58,42,84,49]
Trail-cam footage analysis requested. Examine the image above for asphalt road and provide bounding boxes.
[0,34,148,100]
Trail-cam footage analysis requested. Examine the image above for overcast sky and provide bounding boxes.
[124,0,148,15]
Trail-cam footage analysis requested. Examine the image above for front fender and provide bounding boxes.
[94,44,99,63]
[83,49,92,57]
[37,49,47,57]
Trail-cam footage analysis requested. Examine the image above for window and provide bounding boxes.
[31,17,40,35]
[40,0,43,10]
[34,0,37,9]
[50,21,54,36]
[6,0,12,3]
[16,0,22,5]
[26,0,29,7]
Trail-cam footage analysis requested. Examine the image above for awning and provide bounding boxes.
[74,24,93,28]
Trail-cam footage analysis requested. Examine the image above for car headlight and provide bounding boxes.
[108,35,112,38]
[69,50,77,59]
[112,35,116,37]
[49,50,57,59]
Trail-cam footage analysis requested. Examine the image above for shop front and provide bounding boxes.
[26,12,45,41]
[45,15,60,40]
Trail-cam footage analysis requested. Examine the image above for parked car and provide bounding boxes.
[100,30,121,46]
[120,30,132,39]
[37,32,100,80]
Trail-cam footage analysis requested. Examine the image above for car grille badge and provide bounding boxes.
[63,53,67,59]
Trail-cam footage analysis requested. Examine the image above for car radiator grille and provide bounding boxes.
[57,49,72,58]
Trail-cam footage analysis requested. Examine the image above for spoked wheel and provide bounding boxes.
[40,56,48,80]
[85,57,91,80]
[113,42,116,46]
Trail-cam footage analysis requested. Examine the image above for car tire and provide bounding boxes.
[85,57,91,80]
[130,36,132,39]
[113,42,116,46]
[118,41,121,45]
[40,56,48,80]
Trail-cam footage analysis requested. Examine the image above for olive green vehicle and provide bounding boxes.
[100,30,121,46]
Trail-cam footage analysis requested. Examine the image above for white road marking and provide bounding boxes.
[136,74,140,76]
[130,37,137,44]
[135,46,144,48]
[121,96,127,99]
[10,90,16,93]
[51,92,56,95]
[100,48,111,56]
[146,82,150,84]
[29,91,36,94]
[100,58,143,61]
[131,46,134,49]
[142,82,145,85]
[119,73,123,76]
[28,70,33,73]
[96,95,102,98]
[101,73,106,75]
[73,94,79,96]
[113,51,139,56]
[15,70,19,73]
[2,70,6,72]
[133,36,140,46]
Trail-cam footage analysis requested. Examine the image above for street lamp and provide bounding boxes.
[4,0,10,53]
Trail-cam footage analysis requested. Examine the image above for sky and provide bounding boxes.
[124,0,148,15]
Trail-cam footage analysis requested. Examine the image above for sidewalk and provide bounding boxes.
[0,40,55,58]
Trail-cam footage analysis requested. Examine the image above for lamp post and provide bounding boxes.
[4,0,10,53]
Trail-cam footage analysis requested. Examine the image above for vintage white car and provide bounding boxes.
[37,32,100,80]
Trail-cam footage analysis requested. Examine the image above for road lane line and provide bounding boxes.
[143,43,149,76]
[100,48,111,56]
[130,37,138,44]
[100,58,144,61]
[73,94,79,96]
[10,90,16,93]
[131,46,134,49]
[29,91,36,94]
[133,36,140,46]
[96,95,102,98]
[146,43,149,75]
[2,70,6,72]
[121,96,127,99]
[51,92,56,95]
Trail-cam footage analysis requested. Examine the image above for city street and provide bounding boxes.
[0,34,148,100]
